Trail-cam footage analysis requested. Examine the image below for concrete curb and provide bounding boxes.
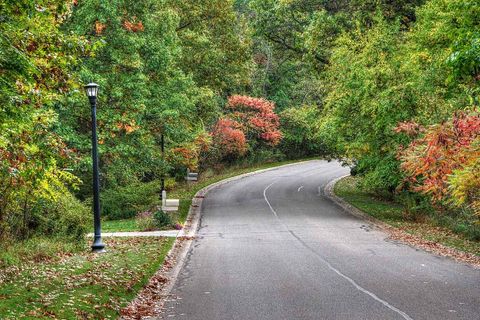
[88,230,179,238]
[323,174,391,230]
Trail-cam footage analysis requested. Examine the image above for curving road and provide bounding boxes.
[162,160,479,320]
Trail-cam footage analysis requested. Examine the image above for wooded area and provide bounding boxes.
[1,0,479,246]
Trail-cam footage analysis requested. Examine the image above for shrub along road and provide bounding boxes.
[160,160,479,320]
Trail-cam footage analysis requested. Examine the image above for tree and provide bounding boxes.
[0,0,89,240]
[321,17,413,191]
[226,95,282,146]
[64,0,213,196]
[397,110,480,217]
[167,0,253,96]
[279,106,325,158]
[210,118,247,161]
[209,95,281,162]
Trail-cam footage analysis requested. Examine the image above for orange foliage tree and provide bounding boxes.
[209,95,281,162]
[396,110,480,215]
[210,118,247,160]
[226,95,282,146]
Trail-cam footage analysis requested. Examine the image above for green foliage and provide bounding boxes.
[279,105,325,157]
[316,0,479,195]
[0,0,90,241]
[34,193,90,241]
[167,0,253,95]
[248,0,423,109]
[64,0,197,191]
[321,17,411,191]
[101,180,159,220]
[153,210,172,228]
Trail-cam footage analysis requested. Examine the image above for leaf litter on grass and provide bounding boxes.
[0,237,171,319]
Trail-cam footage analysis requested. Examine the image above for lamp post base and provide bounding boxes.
[91,237,106,253]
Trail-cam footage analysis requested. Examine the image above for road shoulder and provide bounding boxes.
[325,176,480,269]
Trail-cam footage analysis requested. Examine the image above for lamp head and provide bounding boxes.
[84,83,99,99]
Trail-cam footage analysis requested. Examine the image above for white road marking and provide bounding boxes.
[263,180,414,320]
[263,182,279,218]
[320,256,414,320]
[297,186,304,192]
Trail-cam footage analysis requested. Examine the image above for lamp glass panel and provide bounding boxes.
[85,84,99,97]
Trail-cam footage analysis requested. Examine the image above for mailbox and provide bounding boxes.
[161,190,179,212]
[186,169,198,181]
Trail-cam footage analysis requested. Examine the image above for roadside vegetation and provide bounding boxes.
[335,176,480,256]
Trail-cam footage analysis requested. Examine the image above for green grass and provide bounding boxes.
[0,237,174,319]
[103,218,138,232]
[334,176,480,256]
[104,158,316,232]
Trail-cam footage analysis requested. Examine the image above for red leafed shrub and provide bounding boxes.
[397,110,480,213]
[394,121,424,137]
[227,95,282,146]
[123,17,144,32]
[211,118,247,159]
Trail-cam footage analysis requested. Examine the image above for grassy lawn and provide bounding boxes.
[0,237,174,319]
[334,176,480,256]
[103,218,138,232]
[104,158,315,232]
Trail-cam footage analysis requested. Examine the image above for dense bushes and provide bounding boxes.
[209,95,282,163]
[38,194,91,242]
[101,181,160,220]
[397,110,480,217]
[280,106,326,158]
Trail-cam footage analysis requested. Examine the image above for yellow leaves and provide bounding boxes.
[35,166,82,202]
[95,21,106,35]
[449,155,480,216]
[115,120,139,134]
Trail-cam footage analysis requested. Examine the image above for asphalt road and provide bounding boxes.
[162,160,480,320]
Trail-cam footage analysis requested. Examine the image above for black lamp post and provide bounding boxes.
[85,83,105,253]
[160,133,165,201]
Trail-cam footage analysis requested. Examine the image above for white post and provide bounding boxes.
[162,190,167,207]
